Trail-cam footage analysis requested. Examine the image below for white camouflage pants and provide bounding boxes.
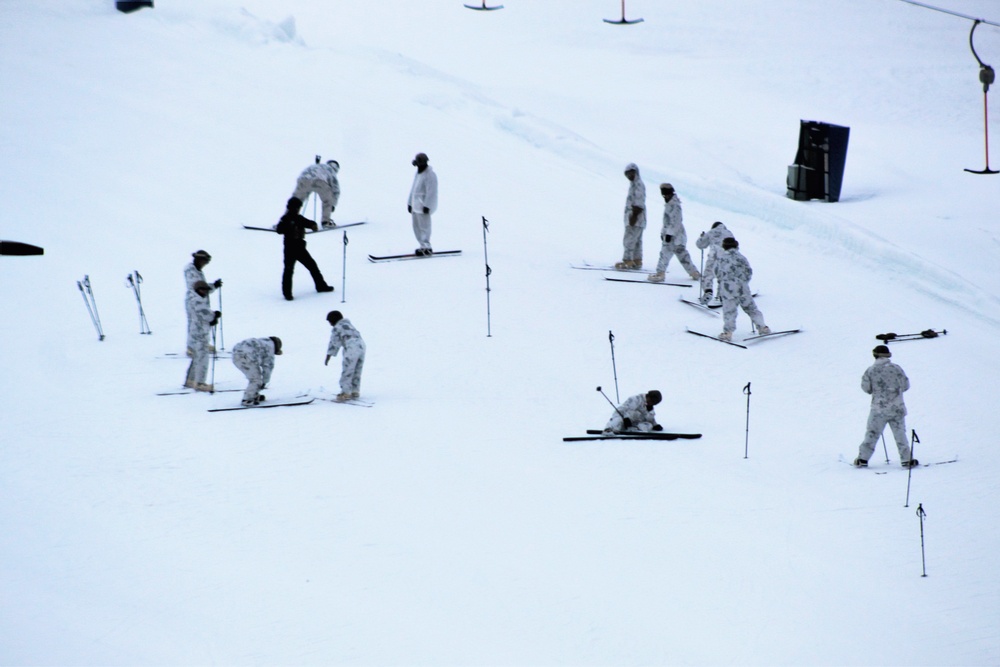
[233,349,264,403]
[655,239,700,278]
[622,225,644,263]
[293,178,336,224]
[338,347,366,395]
[700,252,719,295]
[411,211,432,250]
[858,410,911,462]
[721,291,766,334]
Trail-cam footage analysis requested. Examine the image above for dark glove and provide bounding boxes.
[331,206,335,213]
[422,206,430,214]
[213,279,223,288]
[663,234,673,243]
[307,221,319,232]
[652,424,663,431]
[622,418,633,429]
[408,205,413,213]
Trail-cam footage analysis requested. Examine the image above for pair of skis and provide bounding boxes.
[243,222,367,234]
[369,250,461,263]
[686,327,801,349]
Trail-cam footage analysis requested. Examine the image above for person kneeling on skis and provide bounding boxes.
[603,390,663,433]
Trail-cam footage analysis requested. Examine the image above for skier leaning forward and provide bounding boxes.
[715,237,769,341]
[695,221,734,304]
[603,390,663,433]
[232,336,282,406]
[854,345,917,468]
[325,310,366,400]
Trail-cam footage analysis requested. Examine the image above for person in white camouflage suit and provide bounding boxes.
[184,250,221,356]
[854,345,917,468]
[647,183,701,283]
[603,390,663,433]
[616,163,646,269]
[324,310,366,400]
[185,281,221,391]
[291,159,341,228]
[407,152,439,255]
[695,221,734,304]
[232,336,282,406]
[715,237,769,341]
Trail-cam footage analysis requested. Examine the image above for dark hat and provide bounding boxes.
[270,336,283,355]
[659,182,674,192]
[192,249,211,261]
[286,197,303,211]
[873,345,891,358]
[646,390,662,405]
[722,237,739,250]
[326,310,343,325]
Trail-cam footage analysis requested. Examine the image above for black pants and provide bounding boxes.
[282,242,328,298]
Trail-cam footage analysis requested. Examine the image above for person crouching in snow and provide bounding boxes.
[715,236,769,342]
[184,281,221,392]
[232,336,281,406]
[647,183,700,283]
[324,310,366,401]
[603,390,663,433]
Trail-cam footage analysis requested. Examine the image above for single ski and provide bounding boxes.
[368,250,461,262]
[876,329,947,343]
[839,454,958,471]
[244,222,367,233]
[156,352,231,360]
[157,387,241,396]
[571,261,652,274]
[564,432,701,442]
[604,276,692,288]
[680,297,721,315]
[312,395,375,407]
[686,328,747,348]
[208,398,314,412]
[742,328,802,343]
[584,429,701,439]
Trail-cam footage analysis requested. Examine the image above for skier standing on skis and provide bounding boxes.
[603,390,663,433]
[854,345,917,468]
[407,152,438,256]
[648,183,701,283]
[695,221,734,305]
[184,250,221,356]
[715,237,769,342]
[232,336,282,406]
[276,197,335,301]
[291,159,340,228]
[616,163,646,270]
[324,310,366,401]
[184,281,221,392]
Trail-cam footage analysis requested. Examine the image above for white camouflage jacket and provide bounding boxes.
[862,358,909,417]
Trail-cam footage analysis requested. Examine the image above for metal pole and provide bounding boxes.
[608,330,620,403]
[216,284,224,350]
[916,503,928,577]
[483,216,492,337]
[743,382,751,459]
[905,429,920,507]
[596,386,628,426]
[341,230,348,303]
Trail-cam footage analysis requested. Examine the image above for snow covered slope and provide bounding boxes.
[1,1,998,664]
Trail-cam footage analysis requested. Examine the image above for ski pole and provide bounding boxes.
[916,503,928,577]
[880,433,890,464]
[84,275,104,339]
[216,284,224,350]
[341,230,348,303]
[608,330,620,403]
[743,382,751,459]
[77,280,103,340]
[210,323,217,393]
[483,216,492,337]
[135,270,151,334]
[78,276,105,340]
[904,429,920,507]
[596,386,628,426]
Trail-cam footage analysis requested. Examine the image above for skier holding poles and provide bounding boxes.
[184,250,221,356]
[601,388,662,433]
[853,345,918,468]
[184,281,221,392]
[647,183,700,283]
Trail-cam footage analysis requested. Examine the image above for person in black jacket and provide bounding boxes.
[276,197,334,301]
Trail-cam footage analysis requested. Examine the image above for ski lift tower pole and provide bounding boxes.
[898,0,999,173]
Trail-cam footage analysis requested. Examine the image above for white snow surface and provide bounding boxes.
[2,1,999,664]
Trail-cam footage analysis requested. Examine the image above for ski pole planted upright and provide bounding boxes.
[216,284,224,351]
[125,271,152,335]
[743,382,751,459]
[77,275,104,341]
[608,330,620,403]
[483,216,492,337]
[905,429,920,507]
[342,230,349,303]
[916,503,929,577]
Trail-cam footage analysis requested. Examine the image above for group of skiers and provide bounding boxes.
[605,162,917,468]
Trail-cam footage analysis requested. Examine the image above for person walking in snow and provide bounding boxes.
[616,163,646,270]
[276,197,335,301]
[291,159,341,228]
[603,390,663,433]
[324,310,366,401]
[184,250,221,356]
[184,281,221,392]
[232,336,282,406]
[715,237,769,341]
[854,345,917,468]
[648,183,701,283]
[695,221,734,305]
[407,152,439,256]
